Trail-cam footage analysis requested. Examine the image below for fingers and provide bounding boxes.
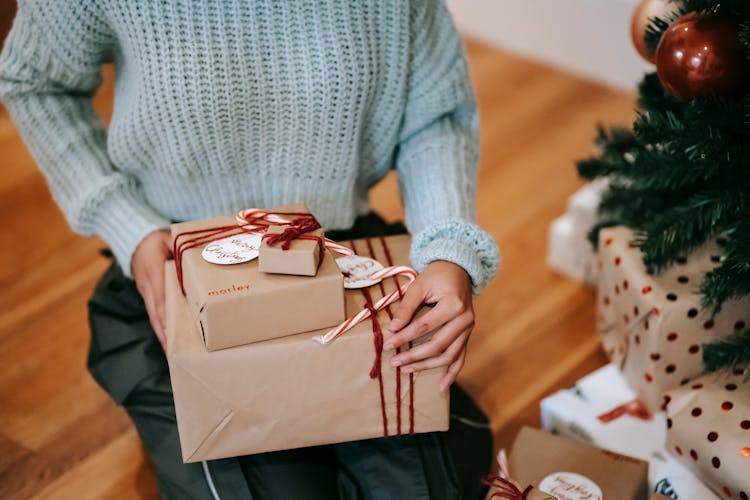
[440,347,467,393]
[387,280,424,334]
[132,229,173,352]
[386,296,464,351]
[152,258,167,340]
[158,230,175,259]
[393,321,471,371]
[138,279,165,348]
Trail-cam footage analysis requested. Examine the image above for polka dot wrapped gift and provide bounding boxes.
[663,368,750,498]
[597,227,750,412]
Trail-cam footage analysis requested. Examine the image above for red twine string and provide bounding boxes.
[379,236,414,434]
[481,474,532,500]
[173,224,254,295]
[262,218,325,269]
[351,239,388,437]
[597,399,651,423]
[349,236,416,438]
[363,289,388,438]
[171,211,321,295]
[262,216,321,249]
[366,238,402,435]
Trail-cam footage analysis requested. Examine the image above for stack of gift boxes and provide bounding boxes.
[165,203,449,462]
[543,224,750,498]
[169,203,672,499]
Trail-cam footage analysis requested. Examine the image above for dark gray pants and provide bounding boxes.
[87,214,492,500]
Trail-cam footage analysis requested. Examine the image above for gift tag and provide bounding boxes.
[336,255,385,289]
[538,472,603,500]
[202,233,262,265]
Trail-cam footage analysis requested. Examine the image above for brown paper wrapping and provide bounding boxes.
[664,368,750,498]
[508,427,649,500]
[171,204,345,351]
[259,225,324,276]
[166,234,449,463]
[597,227,750,412]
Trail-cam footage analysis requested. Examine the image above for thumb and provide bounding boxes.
[389,279,424,332]
[158,231,174,259]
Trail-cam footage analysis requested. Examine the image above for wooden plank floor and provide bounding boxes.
[0,39,636,499]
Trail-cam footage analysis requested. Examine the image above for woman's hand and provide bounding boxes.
[385,260,474,392]
[131,229,173,351]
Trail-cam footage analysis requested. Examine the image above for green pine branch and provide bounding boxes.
[635,191,737,272]
[701,219,750,311]
[703,329,750,372]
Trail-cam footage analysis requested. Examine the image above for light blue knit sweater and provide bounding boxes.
[0,0,498,293]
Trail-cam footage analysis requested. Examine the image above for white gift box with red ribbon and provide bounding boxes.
[541,364,718,500]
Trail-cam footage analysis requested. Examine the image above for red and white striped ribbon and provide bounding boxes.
[313,265,417,345]
[235,208,353,256]
[323,239,354,256]
[235,208,292,226]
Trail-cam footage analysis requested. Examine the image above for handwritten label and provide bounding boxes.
[538,472,603,500]
[336,255,385,289]
[202,233,262,265]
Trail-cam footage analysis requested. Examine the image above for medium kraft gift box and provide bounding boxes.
[170,203,345,351]
[259,224,325,276]
[166,234,450,463]
[663,368,750,498]
[509,427,650,500]
[597,226,750,412]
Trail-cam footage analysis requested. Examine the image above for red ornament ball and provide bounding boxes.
[630,0,677,63]
[655,12,750,100]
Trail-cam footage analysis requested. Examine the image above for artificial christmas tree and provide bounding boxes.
[579,0,750,373]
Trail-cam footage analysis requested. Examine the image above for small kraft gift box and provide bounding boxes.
[259,224,325,276]
[506,427,650,500]
[165,234,450,462]
[664,368,750,499]
[170,203,346,351]
[597,226,750,412]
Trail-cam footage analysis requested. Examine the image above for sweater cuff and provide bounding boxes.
[88,185,171,278]
[410,219,500,296]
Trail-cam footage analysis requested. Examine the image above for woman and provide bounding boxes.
[0,1,498,498]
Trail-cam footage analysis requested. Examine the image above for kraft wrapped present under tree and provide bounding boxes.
[170,203,345,351]
[664,368,750,499]
[166,234,449,462]
[597,226,750,412]
[506,427,649,500]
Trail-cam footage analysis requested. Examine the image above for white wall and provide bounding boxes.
[446,0,653,90]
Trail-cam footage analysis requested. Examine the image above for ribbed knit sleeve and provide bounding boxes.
[0,1,170,277]
[396,0,499,295]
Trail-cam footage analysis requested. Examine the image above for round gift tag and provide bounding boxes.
[202,232,262,265]
[538,472,602,500]
[336,255,385,289]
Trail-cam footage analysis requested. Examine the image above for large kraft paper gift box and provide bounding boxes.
[166,235,449,462]
[663,368,750,498]
[597,226,750,412]
[509,427,650,500]
[170,203,345,351]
